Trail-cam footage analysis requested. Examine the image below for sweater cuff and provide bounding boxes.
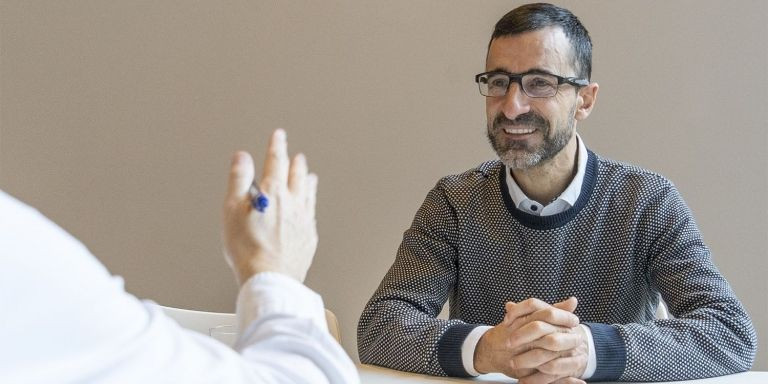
[583,322,626,382]
[437,323,478,377]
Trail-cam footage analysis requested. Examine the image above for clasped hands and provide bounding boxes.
[474,297,589,384]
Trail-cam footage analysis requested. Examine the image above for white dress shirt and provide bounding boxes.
[460,134,597,379]
[0,190,358,384]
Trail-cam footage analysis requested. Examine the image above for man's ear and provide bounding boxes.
[575,82,599,121]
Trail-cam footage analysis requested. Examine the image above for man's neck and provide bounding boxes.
[510,136,579,205]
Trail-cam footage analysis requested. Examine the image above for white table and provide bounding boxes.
[357,364,768,384]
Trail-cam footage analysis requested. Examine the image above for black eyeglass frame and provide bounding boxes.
[474,70,589,98]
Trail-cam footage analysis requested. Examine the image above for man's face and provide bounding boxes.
[485,27,585,169]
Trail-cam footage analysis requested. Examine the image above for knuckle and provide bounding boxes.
[542,307,557,318]
[531,320,547,332]
[522,298,539,309]
[504,336,516,350]
[529,298,544,307]
[541,333,559,348]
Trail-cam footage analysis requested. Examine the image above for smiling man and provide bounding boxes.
[357,3,756,383]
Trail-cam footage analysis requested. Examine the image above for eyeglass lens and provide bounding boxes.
[479,73,559,98]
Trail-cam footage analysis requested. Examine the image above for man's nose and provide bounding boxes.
[500,83,531,121]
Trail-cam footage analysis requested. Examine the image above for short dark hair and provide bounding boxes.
[490,3,592,80]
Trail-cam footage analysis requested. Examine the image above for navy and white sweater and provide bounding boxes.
[357,151,756,381]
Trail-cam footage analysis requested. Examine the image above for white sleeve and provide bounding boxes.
[0,190,359,384]
[579,324,597,379]
[234,272,360,384]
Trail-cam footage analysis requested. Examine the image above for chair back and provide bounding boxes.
[161,306,342,343]
[324,309,341,343]
[161,306,236,336]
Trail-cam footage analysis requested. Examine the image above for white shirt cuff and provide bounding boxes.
[235,272,328,335]
[461,325,493,376]
[580,324,597,379]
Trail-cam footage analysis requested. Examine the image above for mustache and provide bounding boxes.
[492,112,548,131]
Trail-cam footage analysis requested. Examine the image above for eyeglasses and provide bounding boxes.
[475,71,588,98]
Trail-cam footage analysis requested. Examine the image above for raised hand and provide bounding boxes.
[222,129,319,284]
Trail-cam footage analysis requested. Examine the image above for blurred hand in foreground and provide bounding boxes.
[222,129,318,284]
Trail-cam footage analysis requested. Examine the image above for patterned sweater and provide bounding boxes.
[357,151,756,381]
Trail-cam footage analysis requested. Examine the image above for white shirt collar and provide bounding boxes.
[505,133,588,216]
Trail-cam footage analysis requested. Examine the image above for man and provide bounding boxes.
[0,129,358,383]
[357,3,756,383]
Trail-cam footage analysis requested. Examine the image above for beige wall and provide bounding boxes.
[2,0,766,370]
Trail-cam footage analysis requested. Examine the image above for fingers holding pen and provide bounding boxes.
[222,128,320,284]
[262,130,317,215]
[225,151,256,207]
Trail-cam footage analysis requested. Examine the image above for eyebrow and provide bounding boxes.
[486,67,561,77]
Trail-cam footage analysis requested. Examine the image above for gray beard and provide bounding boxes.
[486,111,575,169]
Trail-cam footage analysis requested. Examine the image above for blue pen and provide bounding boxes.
[249,183,269,213]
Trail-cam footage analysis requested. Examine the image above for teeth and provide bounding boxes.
[503,127,535,134]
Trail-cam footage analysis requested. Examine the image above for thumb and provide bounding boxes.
[226,151,255,203]
[502,301,517,325]
[554,296,578,313]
